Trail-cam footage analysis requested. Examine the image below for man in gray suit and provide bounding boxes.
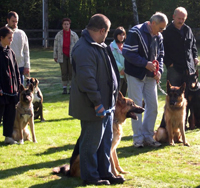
[69,14,124,186]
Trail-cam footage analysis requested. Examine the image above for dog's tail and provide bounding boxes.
[52,164,71,177]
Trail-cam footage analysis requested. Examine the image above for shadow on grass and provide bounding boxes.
[0,158,69,180]
[117,135,168,158]
[0,156,82,187]
[35,144,75,156]
[28,177,82,188]
[34,117,74,124]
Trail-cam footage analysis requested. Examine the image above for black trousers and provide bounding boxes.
[0,103,16,137]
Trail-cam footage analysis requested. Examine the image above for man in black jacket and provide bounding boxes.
[163,6,199,88]
[160,7,199,128]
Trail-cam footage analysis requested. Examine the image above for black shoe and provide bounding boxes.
[62,88,67,94]
[102,175,125,184]
[83,179,110,186]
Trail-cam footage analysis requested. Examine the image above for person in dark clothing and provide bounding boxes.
[160,7,199,128]
[0,27,21,144]
[69,14,124,186]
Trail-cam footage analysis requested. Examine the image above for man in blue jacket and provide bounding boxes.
[122,12,168,148]
[69,14,124,186]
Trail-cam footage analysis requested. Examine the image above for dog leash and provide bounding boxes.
[152,60,167,96]
[96,104,116,117]
[0,91,18,96]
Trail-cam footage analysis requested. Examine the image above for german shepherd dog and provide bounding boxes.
[26,77,45,122]
[187,69,200,129]
[12,84,37,144]
[154,81,189,146]
[53,91,144,177]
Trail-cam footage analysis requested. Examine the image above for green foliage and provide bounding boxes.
[1,0,200,31]
[0,48,200,187]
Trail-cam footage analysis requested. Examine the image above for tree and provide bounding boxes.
[132,0,139,25]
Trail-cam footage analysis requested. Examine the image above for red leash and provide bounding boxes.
[152,60,159,76]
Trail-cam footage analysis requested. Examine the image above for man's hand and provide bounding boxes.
[120,69,125,76]
[145,61,156,72]
[54,58,58,62]
[0,90,3,96]
[194,58,199,65]
[24,68,29,75]
[95,104,105,118]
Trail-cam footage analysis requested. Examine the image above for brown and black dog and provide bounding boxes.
[154,81,189,146]
[53,91,144,177]
[12,84,37,144]
[26,77,45,122]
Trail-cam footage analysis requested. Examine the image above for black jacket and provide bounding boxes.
[0,45,21,104]
[163,23,198,74]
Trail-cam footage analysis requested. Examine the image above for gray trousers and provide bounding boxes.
[126,74,158,143]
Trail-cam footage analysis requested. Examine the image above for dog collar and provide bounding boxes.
[189,82,200,91]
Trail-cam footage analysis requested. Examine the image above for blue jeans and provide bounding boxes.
[79,113,113,181]
[19,67,24,85]
[126,74,158,143]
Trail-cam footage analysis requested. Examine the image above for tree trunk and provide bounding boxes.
[132,0,139,25]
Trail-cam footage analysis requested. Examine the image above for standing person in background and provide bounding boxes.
[159,7,199,128]
[163,7,199,89]
[6,11,30,85]
[0,27,21,144]
[69,14,124,185]
[53,18,79,94]
[110,26,127,96]
[122,12,168,148]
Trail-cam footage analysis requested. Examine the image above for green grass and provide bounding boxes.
[0,48,200,188]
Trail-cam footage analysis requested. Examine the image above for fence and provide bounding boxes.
[24,29,116,47]
[25,28,200,47]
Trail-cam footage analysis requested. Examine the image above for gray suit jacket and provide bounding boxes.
[69,29,119,121]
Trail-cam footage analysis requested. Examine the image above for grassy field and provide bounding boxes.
[0,48,200,188]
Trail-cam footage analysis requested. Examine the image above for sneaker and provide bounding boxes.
[83,179,110,186]
[145,139,161,147]
[102,175,125,184]
[62,88,67,94]
[133,142,144,148]
[4,137,17,145]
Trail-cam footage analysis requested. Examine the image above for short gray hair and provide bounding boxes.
[174,7,187,17]
[150,12,168,25]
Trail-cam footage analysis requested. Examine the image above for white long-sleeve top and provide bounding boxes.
[7,25,30,69]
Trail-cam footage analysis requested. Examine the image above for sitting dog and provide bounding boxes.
[12,84,37,144]
[26,77,45,122]
[154,81,189,146]
[187,69,200,129]
[52,91,144,177]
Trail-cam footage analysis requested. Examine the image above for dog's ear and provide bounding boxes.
[35,78,39,85]
[19,84,25,92]
[180,82,186,93]
[118,91,124,100]
[167,80,171,93]
[117,91,126,105]
[29,83,34,92]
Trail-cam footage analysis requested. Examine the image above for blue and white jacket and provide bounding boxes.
[122,22,164,80]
